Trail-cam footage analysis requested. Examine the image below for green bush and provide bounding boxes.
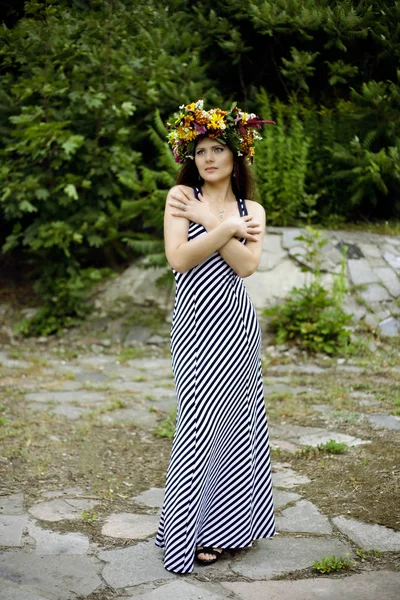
[0,1,207,334]
[264,227,352,354]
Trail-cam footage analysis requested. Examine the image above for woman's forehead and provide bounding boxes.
[196,137,226,149]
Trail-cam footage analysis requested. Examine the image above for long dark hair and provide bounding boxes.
[176,140,255,200]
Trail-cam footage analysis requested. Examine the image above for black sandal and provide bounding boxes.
[195,546,223,566]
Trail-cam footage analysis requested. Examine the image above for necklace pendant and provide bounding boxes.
[219,211,224,220]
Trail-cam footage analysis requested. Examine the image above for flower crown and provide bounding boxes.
[167,99,275,164]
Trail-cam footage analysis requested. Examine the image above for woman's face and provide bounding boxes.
[194,137,234,183]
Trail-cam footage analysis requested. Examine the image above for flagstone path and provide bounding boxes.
[0,347,399,599]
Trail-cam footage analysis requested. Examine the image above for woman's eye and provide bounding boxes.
[214,147,223,152]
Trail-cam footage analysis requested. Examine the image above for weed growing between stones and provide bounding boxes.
[153,411,176,439]
[355,548,382,560]
[319,440,348,454]
[313,553,354,573]
[117,347,147,363]
[81,509,99,524]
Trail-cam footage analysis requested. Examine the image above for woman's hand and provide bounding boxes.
[167,186,217,230]
[226,215,262,242]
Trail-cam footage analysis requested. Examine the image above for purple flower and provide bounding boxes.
[194,123,207,134]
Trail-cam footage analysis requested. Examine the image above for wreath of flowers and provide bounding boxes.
[167,99,275,164]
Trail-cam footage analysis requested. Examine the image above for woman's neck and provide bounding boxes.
[201,180,236,204]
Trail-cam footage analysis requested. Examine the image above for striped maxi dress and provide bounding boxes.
[155,189,276,573]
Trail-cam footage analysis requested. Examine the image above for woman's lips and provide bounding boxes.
[205,167,217,171]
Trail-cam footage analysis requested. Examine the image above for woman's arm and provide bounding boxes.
[167,186,265,277]
[207,201,266,277]
[164,186,256,273]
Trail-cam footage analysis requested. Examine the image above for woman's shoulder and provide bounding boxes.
[245,199,265,216]
[166,184,193,202]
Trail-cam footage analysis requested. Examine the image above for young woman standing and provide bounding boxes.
[155,100,276,573]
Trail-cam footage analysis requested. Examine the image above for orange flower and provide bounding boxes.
[194,110,209,124]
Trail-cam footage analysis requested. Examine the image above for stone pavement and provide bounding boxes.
[1,349,399,599]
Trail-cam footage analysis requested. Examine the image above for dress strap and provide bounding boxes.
[194,187,201,199]
[237,197,248,217]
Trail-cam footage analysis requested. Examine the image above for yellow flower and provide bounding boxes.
[184,115,194,127]
[185,102,196,111]
[214,108,228,117]
[207,113,226,130]
[177,126,197,141]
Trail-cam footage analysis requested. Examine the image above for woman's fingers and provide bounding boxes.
[168,200,188,211]
[170,211,190,218]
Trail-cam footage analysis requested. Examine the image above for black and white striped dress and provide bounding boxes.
[156,190,276,573]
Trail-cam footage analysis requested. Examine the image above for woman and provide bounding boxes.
[155,100,276,573]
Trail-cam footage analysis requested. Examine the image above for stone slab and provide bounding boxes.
[272,489,301,510]
[124,325,151,344]
[266,364,325,374]
[358,243,382,258]
[270,424,368,448]
[0,516,28,547]
[264,383,312,396]
[25,390,107,404]
[245,259,307,309]
[258,251,285,272]
[27,519,90,554]
[282,228,303,250]
[76,371,108,383]
[28,498,100,522]
[275,500,332,534]
[230,537,352,579]
[333,515,400,551]
[222,571,400,600]
[99,541,175,588]
[0,552,102,599]
[359,283,392,303]
[270,439,298,454]
[129,580,228,600]
[43,380,83,391]
[41,487,86,499]
[263,233,284,254]
[343,295,367,320]
[384,251,400,272]
[102,513,159,540]
[0,493,25,515]
[374,267,400,297]
[0,579,49,600]
[134,488,165,509]
[272,468,311,488]
[100,408,156,428]
[348,259,378,285]
[367,414,400,430]
[379,316,400,337]
[0,353,30,369]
